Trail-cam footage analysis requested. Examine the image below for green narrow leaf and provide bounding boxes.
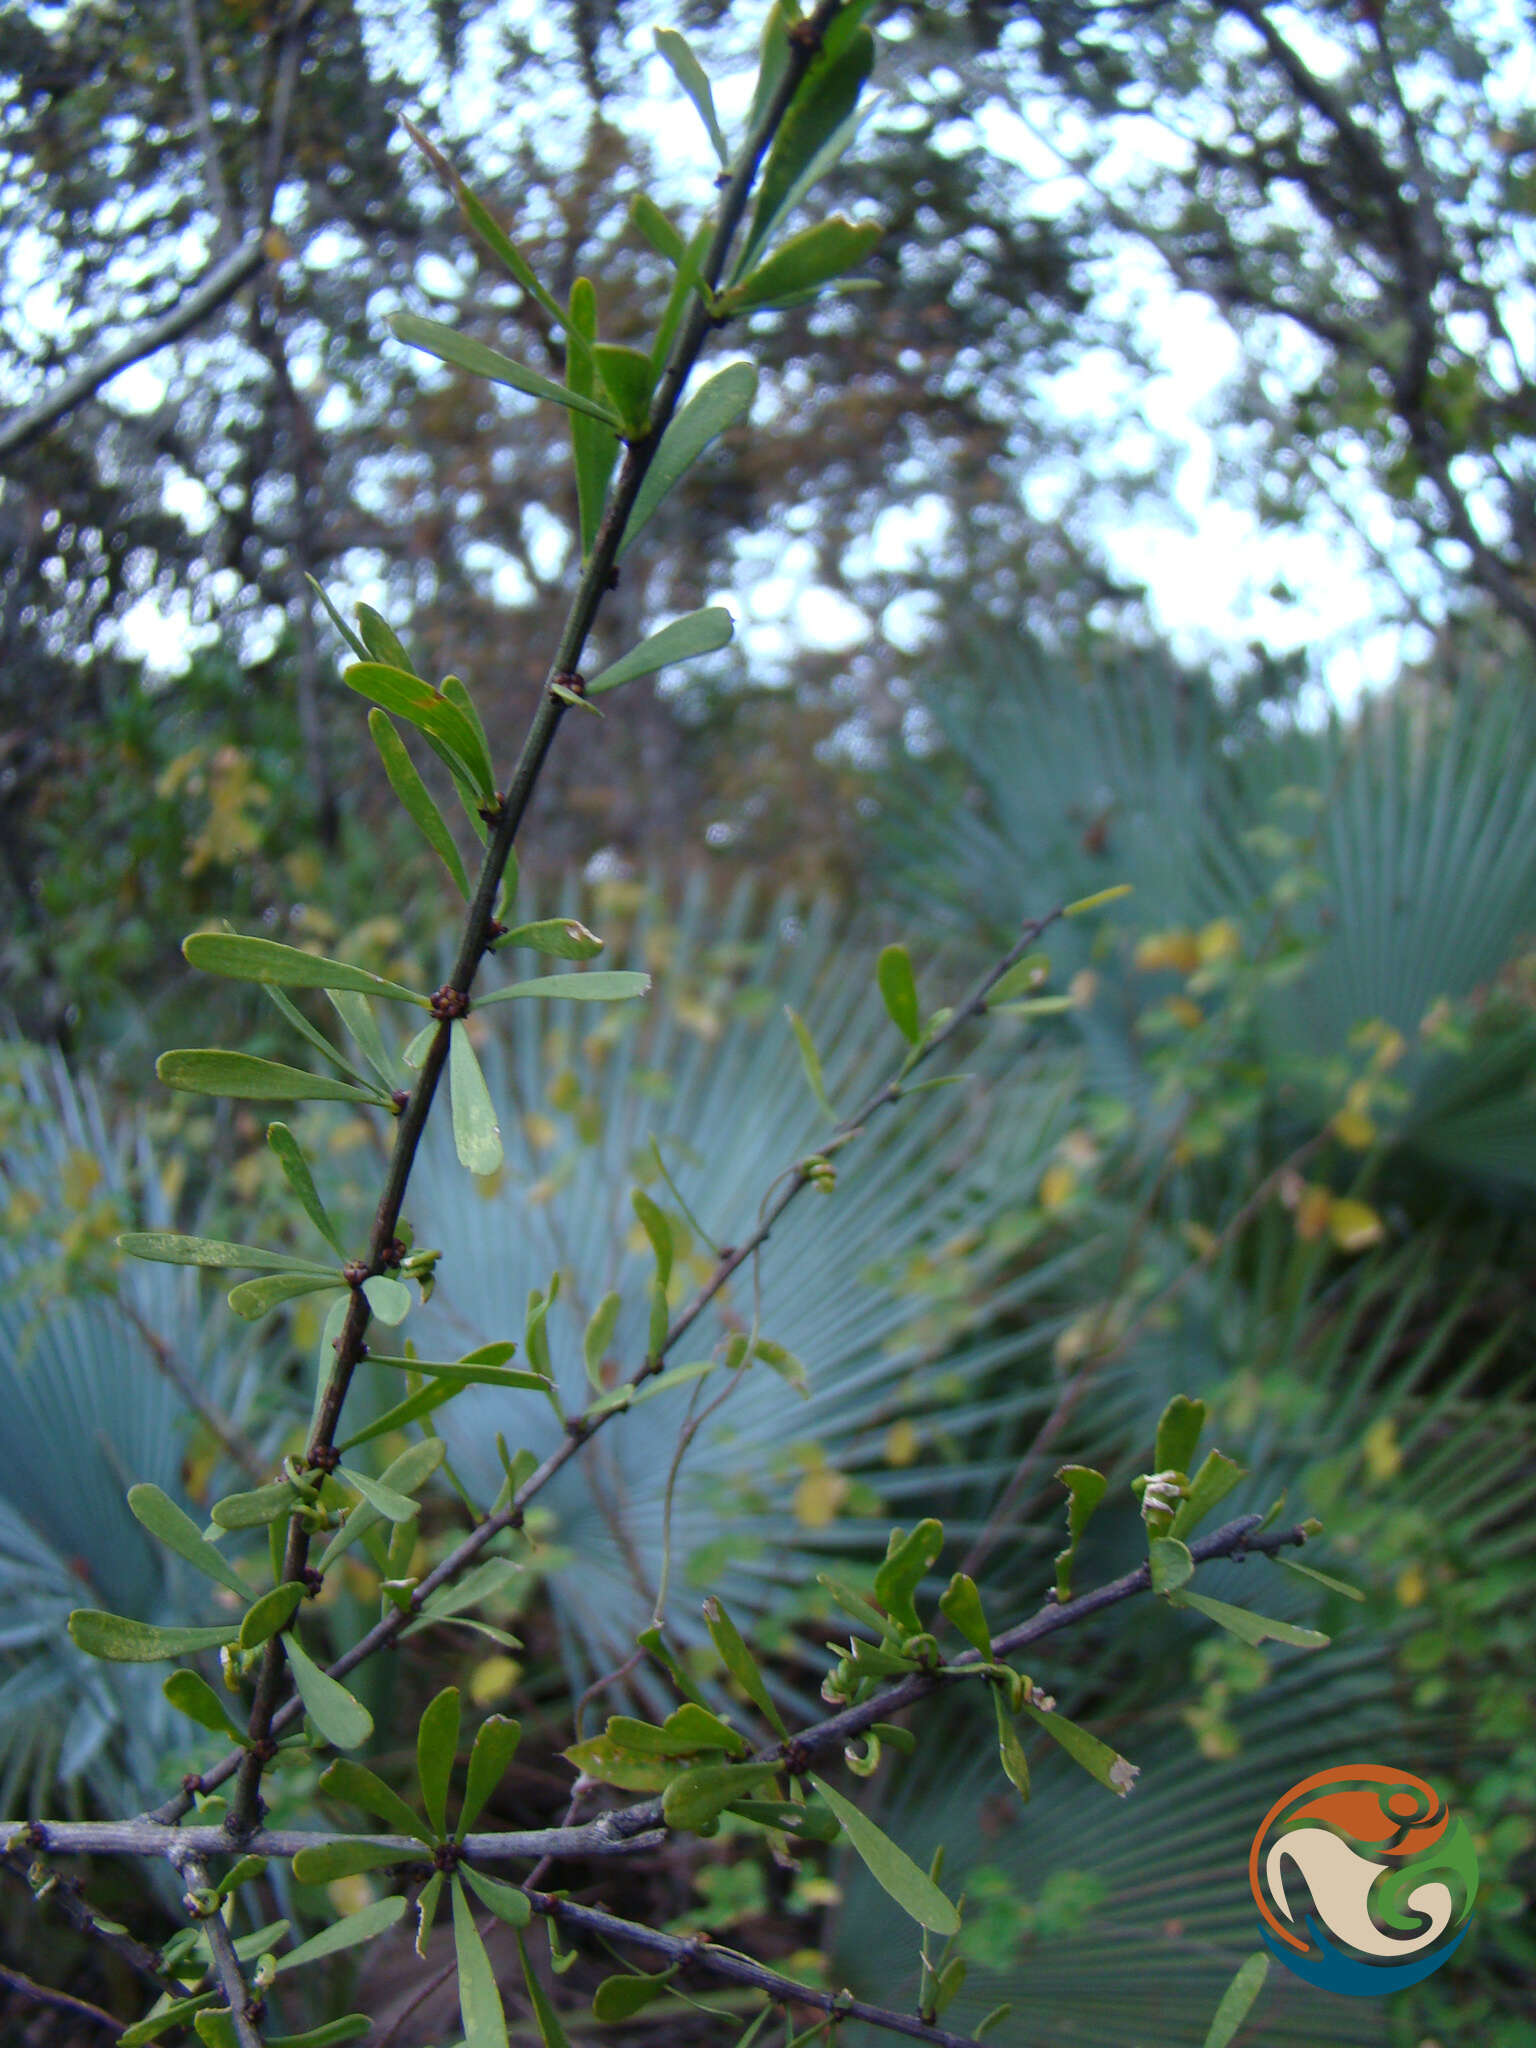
[263,982,377,1086]
[1168,1448,1246,1540]
[726,215,881,315]
[654,27,729,166]
[402,122,580,346]
[320,1757,433,1841]
[648,219,711,376]
[266,1123,346,1256]
[368,709,471,897]
[741,27,876,270]
[128,1485,250,1597]
[993,1687,1030,1798]
[1018,1699,1140,1796]
[631,1188,673,1285]
[873,1519,944,1635]
[306,574,368,660]
[450,1019,504,1174]
[440,676,496,802]
[495,917,604,960]
[566,277,620,561]
[1201,1954,1270,2048]
[392,312,620,426]
[329,988,404,1087]
[938,1572,991,1659]
[362,1354,547,1392]
[784,1006,834,1119]
[211,1481,294,1530]
[477,971,650,1006]
[583,1291,623,1386]
[418,1686,461,1837]
[517,1931,574,2047]
[227,1272,342,1322]
[291,1840,409,1884]
[183,932,426,1006]
[703,1596,788,1737]
[808,1774,960,1934]
[629,193,687,265]
[273,1896,407,1974]
[458,1715,522,1837]
[459,1865,532,1926]
[453,1880,510,2048]
[157,1049,386,1106]
[1169,1589,1330,1649]
[268,2023,372,2048]
[341,662,492,799]
[1063,883,1133,917]
[592,342,654,437]
[1054,1464,1108,1603]
[117,1231,334,1277]
[285,1633,375,1749]
[876,944,921,1044]
[356,603,413,672]
[338,1464,422,1524]
[662,1762,780,1831]
[67,1613,238,1662]
[120,1993,221,2046]
[605,1704,746,1757]
[1273,1555,1367,1601]
[586,607,735,695]
[1154,1395,1206,1478]
[239,1581,304,1650]
[163,1669,248,1743]
[339,1379,457,1452]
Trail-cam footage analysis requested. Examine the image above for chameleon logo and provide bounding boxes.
[1249,1764,1477,1995]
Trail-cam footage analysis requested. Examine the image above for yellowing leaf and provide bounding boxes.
[1039,1163,1076,1211]
[1196,918,1242,964]
[884,1420,919,1467]
[1395,1565,1426,1607]
[1329,1197,1384,1252]
[1363,1416,1402,1484]
[793,1468,850,1528]
[1133,929,1200,975]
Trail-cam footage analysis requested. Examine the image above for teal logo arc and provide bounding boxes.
[1249,1764,1477,1995]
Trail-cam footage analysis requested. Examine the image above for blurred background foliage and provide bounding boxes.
[3,0,1536,2043]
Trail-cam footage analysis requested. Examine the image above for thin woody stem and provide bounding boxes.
[220,0,853,1841]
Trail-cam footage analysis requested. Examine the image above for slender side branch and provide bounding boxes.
[8,1819,663,1864]
[531,1892,981,2048]
[0,238,266,463]
[172,1852,262,2048]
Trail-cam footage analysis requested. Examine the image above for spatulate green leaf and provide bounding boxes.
[68,1612,239,1662]
[808,1773,959,1934]
[417,1686,461,1837]
[284,1633,375,1749]
[183,932,426,1005]
[586,607,734,694]
[450,1019,503,1174]
[453,1880,510,2048]
[392,313,620,427]
[127,1485,250,1596]
[368,709,471,897]
[156,1050,386,1106]
[620,362,757,555]
[654,27,729,165]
